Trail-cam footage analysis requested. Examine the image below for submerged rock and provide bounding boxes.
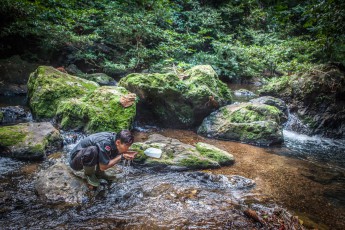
[27,66,99,119]
[119,65,232,128]
[56,86,137,133]
[131,134,234,170]
[260,64,345,138]
[198,102,284,146]
[0,122,62,160]
[234,89,256,97]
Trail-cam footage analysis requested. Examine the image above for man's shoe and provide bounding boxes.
[84,166,100,187]
[95,165,116,181]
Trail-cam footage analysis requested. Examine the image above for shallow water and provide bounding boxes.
[155,128,345,229]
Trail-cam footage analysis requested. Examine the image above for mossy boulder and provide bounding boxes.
[119,65,232,127]
[130,134,234,170]
[250,96,288,119]
[56,86,137,133]
[0,122,63,160]
[198,102,284,146]
[260,64,345,138]
[27,66,99,119]
[0,111,3,122]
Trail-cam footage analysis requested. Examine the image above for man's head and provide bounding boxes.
[115,130,134,153]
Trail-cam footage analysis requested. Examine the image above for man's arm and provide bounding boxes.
[99,154,122,171]
[99,151,138,171]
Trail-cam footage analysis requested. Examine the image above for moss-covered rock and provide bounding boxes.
[27,66,99,119]
[56,86,137,133]
[250,96,288,121]
[119,65,232,128]
[130,134,234,170]
[198,103,284,146]
[260,64,345,138]
[0,111,3,122]
[0,122,63,160]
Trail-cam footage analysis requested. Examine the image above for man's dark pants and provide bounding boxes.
[70,146,99,171]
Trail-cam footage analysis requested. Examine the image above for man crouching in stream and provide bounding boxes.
[69,130,137,187]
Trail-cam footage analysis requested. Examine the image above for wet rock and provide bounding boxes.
[198,102,284,146]
[0,106,32,124]
[250,96,288,119]
[56,86,137,133]
[0,122,62,160]
[65,64,84,76]
[82,73,116,86]
[131,134,234,170]
[0,55,39,95]
[27,66,99,119]
[35,162,88,204]
[260,64,345,138]
[119,65,232,128]
[234,89,256,97]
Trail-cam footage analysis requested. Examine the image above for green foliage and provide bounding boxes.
[0,0,343,81]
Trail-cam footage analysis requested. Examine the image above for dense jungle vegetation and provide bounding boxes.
[1,0,344,81]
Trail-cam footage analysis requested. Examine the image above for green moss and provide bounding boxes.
[229,104,282,124]
[0,125,27,146]
[195,142,234,165]
[119,65,232,127]
[179,155,217,169]
[28,66,99,119]
[259,75,292,96]
[0,111,3,122]
[30,143,44,153]
[57,86,137,133]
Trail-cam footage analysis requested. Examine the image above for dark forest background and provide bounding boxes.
[1,0,344,81]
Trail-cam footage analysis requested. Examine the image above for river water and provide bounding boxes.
[1,86,345,229]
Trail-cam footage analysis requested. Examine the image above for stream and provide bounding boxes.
[1,86,345,229]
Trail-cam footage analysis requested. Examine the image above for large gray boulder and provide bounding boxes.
[119,65,232,128]
[0,122,62,160]
[131,134,234,170]
[35,162,88,204]
[198,102,285,146]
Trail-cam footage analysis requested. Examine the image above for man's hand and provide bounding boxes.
[123,151,138,160]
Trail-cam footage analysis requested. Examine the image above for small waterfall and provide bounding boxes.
[283,111,311,135]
